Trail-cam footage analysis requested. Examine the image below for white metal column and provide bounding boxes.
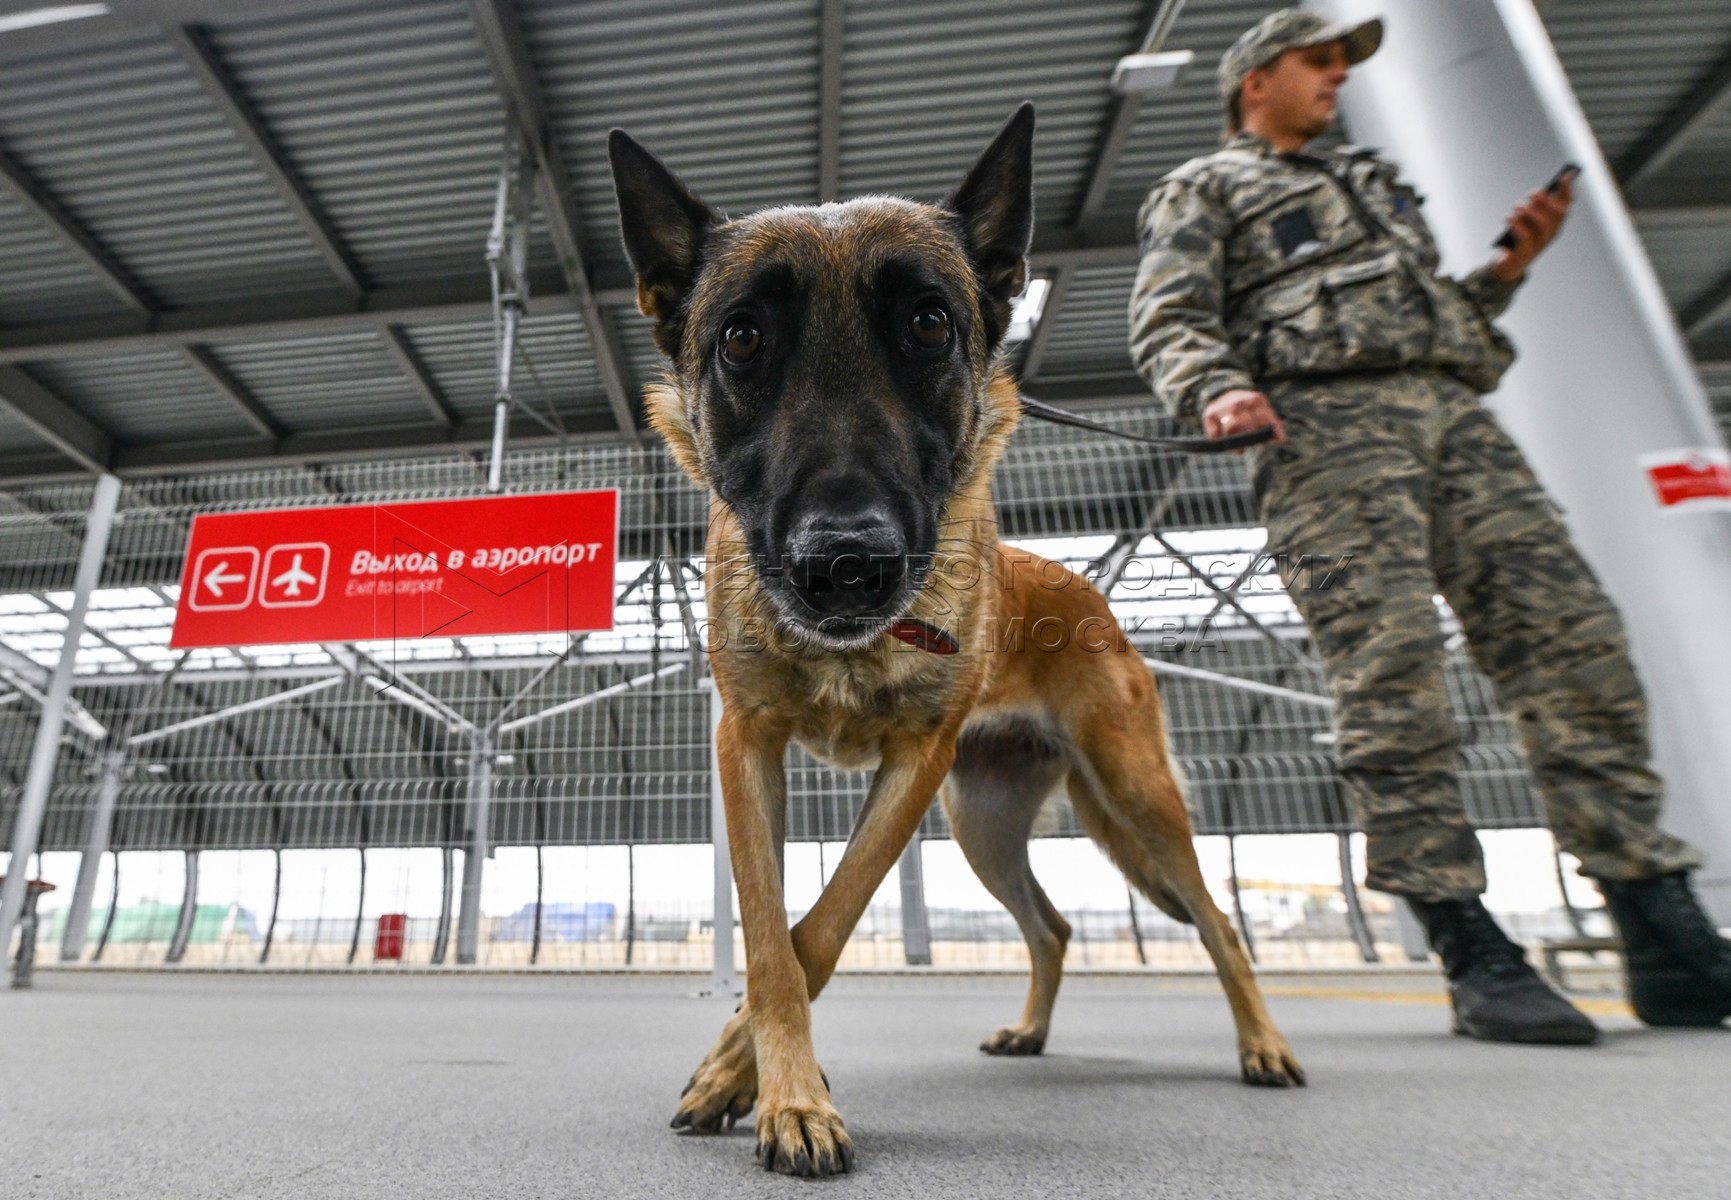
[455,731,494,965]
[1321,0,1731,921]
[1,473,121,948]
[706,679,737,995]
[897,835,932,966]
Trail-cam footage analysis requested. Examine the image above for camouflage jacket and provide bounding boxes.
[1129,131,1522,429]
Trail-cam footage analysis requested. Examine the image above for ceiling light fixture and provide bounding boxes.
[0,4,110,36]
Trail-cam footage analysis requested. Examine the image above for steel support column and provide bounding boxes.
[60,746,125,962]
[165,850,200,964]
[706,680,737,995]
[455,732,495,965]
[1322,0,1731,921]
[898,833,932,967]
[1,473,120,946]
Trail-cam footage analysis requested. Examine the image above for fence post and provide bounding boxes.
[1,473,121,949]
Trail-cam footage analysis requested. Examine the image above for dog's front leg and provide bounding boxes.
[677,705,849,1176]
[790,729,960,1001]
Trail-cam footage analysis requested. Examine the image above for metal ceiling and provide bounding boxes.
[0,0,1726,483]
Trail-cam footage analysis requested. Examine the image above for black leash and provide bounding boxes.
[1019,394,1275,453]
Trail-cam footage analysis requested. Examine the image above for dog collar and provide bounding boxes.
[887,619,958,655]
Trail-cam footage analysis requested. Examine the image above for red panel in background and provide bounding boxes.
[375,913,407,961]
[169,490,618,649]
[1643,449,1731,509]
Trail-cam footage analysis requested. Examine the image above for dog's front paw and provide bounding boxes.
[1239,1034,1306,1088]
[980,1025,1046,1056]
[671,1009,759,1132]
[754,1089,853,1177]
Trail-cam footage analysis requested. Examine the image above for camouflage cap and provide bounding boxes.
[1217,8,1383,103]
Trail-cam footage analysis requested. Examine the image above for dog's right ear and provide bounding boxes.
[609,130,718,353]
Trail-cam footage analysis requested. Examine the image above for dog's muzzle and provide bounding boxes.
[782,515,909,620]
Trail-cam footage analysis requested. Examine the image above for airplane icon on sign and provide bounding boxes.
[260,542,330,609]
[271,553,318,596]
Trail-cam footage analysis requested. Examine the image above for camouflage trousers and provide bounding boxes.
[1250,369,1700,901]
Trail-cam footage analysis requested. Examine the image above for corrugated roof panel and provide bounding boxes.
[1026,263,1139,380]
[1631,211,1731,315]
[1669,101,1731,187]
[521,0,820,275]
[1542,0,1731,167]
[1105,1,1287,222]
[612,308,667,392]
[402,310,605,424]
[23,350,262,444]
[209,332,432,433]
[843,0,1140,218]
[0,30,340,308]
[0,190,134,325]
[0,404,55,457]
[203,0,554,289]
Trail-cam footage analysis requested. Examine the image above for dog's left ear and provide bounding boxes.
[946,103,1035,334]
[609,129,719,355]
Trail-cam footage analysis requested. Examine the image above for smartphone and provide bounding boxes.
[1493,163,1580,250]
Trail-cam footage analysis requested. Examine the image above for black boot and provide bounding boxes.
[1407,897,1599,1045]
[1599,872,1731,1028]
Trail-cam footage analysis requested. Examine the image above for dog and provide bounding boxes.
[609,103,1303,1179]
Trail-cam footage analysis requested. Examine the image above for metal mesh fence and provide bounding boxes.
[4,404,1592,972]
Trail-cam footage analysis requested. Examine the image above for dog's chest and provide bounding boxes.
[787,652,951,770]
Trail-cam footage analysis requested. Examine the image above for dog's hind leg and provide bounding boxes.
[943,721,1072,1055]
[1066,688,1306,1088]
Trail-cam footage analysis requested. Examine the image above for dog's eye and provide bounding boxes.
[720,318,763,366]
[907,302,952,352]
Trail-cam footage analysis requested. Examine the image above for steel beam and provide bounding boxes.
[0,366,112,474]
[0,144,152,313]
[379,325,459,428]
[167,24,366,294]
[818,0,845,202]
[0,473,121,947]
[0,267,584,364]
[1617,39,1731,193]
[0,226,1142,371]
[1683,269,1731,338]
[465,0,641,442]
[180,345,283,441]
[0,410,620,485]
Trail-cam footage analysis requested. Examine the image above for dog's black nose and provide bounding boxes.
[785,514,908,618]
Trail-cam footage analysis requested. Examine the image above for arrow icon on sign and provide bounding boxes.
[203,560,247,598]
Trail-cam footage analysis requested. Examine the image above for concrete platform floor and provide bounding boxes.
[4,970,1728,1199]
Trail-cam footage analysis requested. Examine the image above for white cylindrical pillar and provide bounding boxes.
[1318,0,1731,919]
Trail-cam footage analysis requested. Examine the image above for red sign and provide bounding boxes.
[169,490,618,648]
[375,914,407,961]
[1641,448,1731,510]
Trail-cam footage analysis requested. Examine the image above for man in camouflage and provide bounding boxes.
[1130,8,1731,1041]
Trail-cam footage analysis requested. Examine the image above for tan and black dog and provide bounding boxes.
[609,103,1303,1179]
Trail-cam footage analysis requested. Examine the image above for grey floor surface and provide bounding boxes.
[4,971,1727,1199]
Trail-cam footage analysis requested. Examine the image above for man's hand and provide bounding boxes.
[1203,389,1287,445]
[1491,174,1572,283]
